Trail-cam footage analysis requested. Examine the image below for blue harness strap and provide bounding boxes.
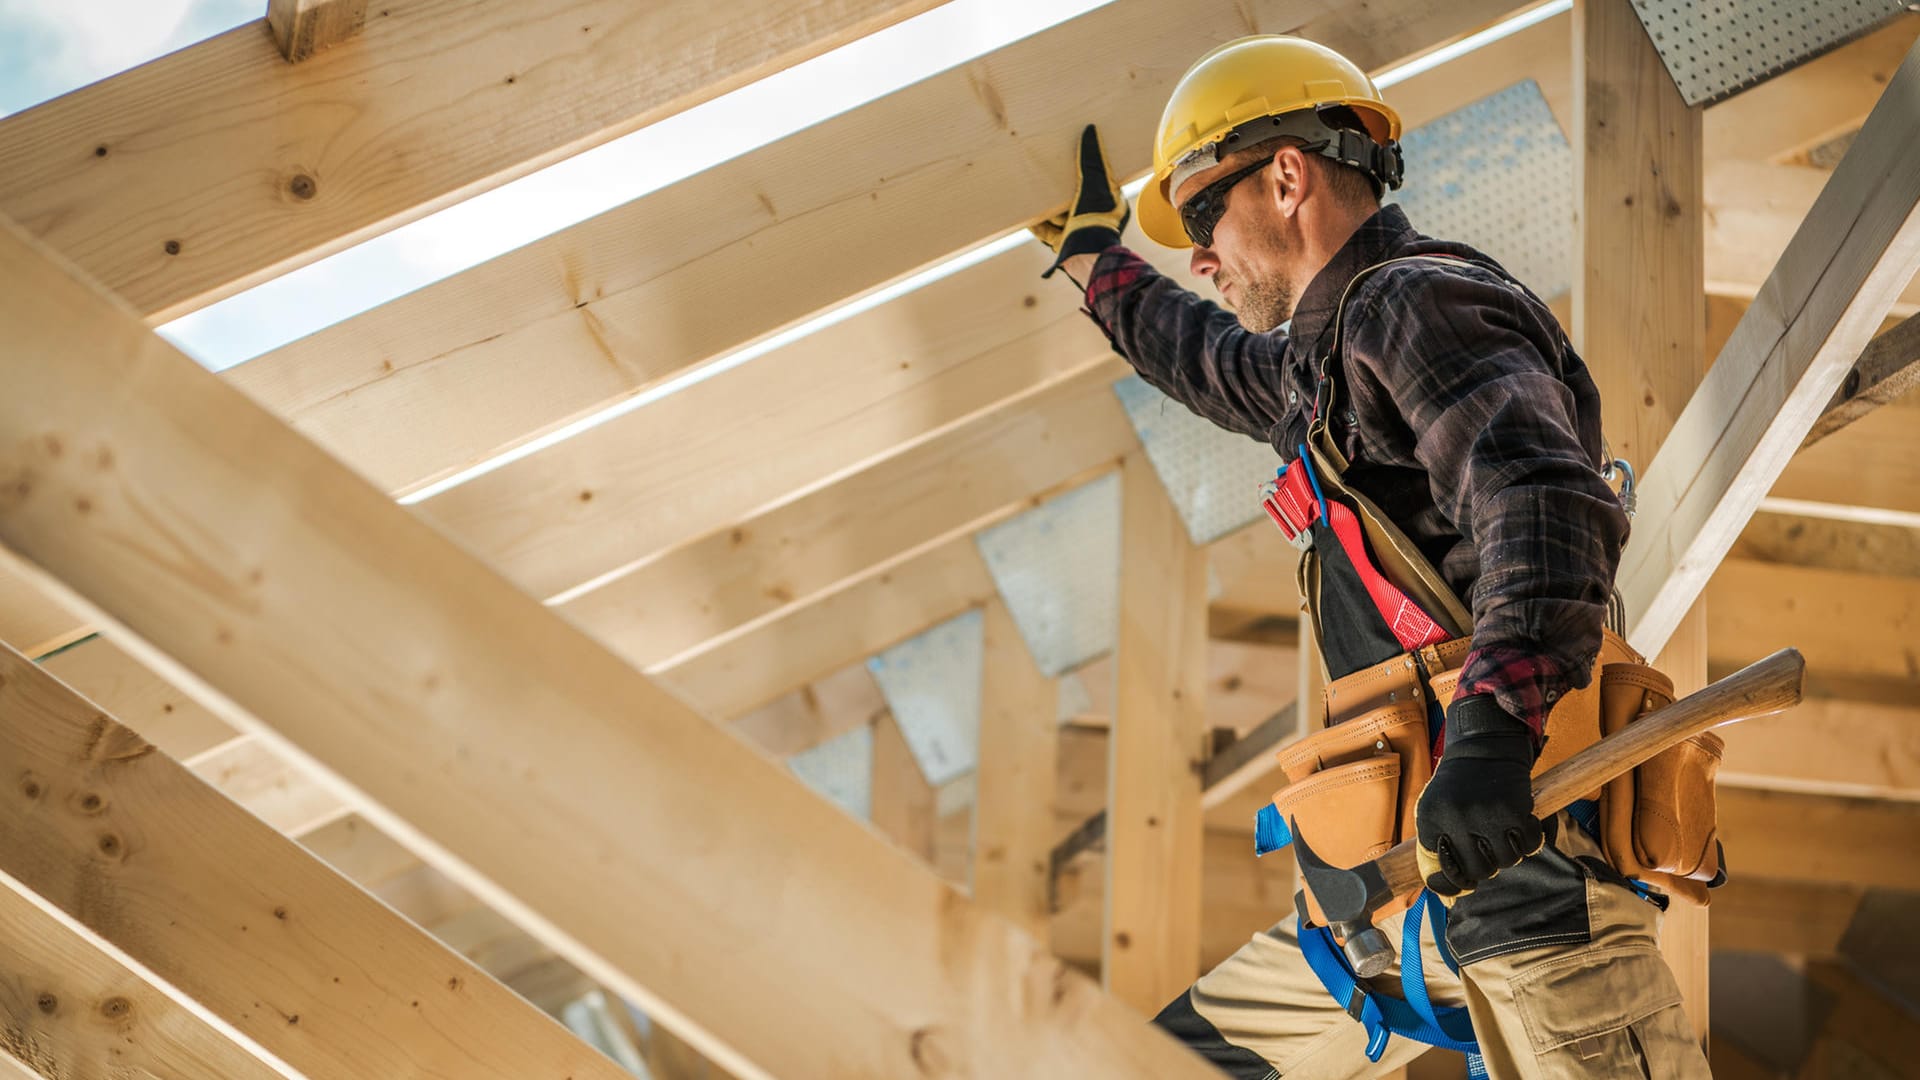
[1296,893,1487,1076]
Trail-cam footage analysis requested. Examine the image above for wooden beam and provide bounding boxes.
[412,247,1114,601]
[0,873,283,1080]
[972,599,1058,942]
[1618,38,1920,656]
[221,0,1515,496]
[1731,510,1920,580]
[1801,314,1920,447]
[0,0,950,322]
[659,533,999,723]
[0,219,1213,1080]
[184,733,351,835]
[1103,455,1208,1012]
[1715,788,1920,893]
[37,636,235,759]
[1706,160,1920,316]
[563,353,1133,672]
[1718,697,1920,800]
[1575,0,1710,1035]
[1773,404,1920,520]
[1705,560,1920,689]
[0,642,625,1079]
[870,710,937,862]
[267,0,369,62]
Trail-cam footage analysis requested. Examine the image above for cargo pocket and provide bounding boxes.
[1508,941,1701,1079]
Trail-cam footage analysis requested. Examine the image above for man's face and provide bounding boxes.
[1172,146,1305,333]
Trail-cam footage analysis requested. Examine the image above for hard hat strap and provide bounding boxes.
[1170,108,1403,197]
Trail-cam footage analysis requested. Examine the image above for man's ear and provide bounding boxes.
[1269,145,1311,218]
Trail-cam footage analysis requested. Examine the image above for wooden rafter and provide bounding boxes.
[0,643,626,1080]
[0,216,1213,1080]
[220,0,1519,496]
[266,0,369,62]
[1618,37,1920,656]
[0,0,952,321]
[1800,313,1920,447]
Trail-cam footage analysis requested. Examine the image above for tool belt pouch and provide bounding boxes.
[1272,655,1435,928]
[1422,629,1724,907]
[1596,663,1726,907]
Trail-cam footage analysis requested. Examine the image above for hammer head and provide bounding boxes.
[1292,820,1400,977]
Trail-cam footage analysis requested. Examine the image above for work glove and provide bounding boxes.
[1031,124,1130,279]
[1415,695,1545,901]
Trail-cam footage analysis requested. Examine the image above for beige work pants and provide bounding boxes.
[1164,816,1712,1079]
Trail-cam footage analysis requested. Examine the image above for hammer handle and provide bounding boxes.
[1375,647,1806,899]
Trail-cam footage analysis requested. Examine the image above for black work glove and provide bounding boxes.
[1415,695,1545,901]
[1030,124,1130,280]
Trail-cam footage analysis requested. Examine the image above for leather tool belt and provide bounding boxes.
[1271,628,1727,927]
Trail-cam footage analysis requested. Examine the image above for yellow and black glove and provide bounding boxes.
[1415,695,1546,902]
[1031,124,1130,280]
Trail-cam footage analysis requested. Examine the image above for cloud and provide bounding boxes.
[0,0,194,82]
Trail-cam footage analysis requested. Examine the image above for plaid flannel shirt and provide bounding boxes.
[1082,206,1628,746]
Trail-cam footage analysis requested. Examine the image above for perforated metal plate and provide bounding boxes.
[865,609,983,787]
[1631,0,1908,107]
[1113,375,1279,545]
[974,474,1120,678]
[787,723,873,820]
[1390,79,1574,301]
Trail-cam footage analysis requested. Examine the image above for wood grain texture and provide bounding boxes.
[973,599,1059,943]
[1619,38,1920,655]
[0,643,625,1080]
[1103,455,1208,1012]
[0,216,1216,1079]
[1801,314,1920,447]
[0,872,283,1080]
[220,0,1515,496]
[0,0,949,321]
[268,0,370,62]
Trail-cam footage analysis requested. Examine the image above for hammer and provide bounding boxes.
[1293,647,1805,977]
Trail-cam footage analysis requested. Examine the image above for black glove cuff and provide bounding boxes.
[1042,227,1123,278]
[1444,694,1538,756]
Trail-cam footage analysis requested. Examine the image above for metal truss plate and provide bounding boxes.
[1113,375,1279,545]
[1391,79,1574,300]
[1631,0,1908,107]
[866,609,982,787]
[974,474,1120,678]
[788,723,873,820]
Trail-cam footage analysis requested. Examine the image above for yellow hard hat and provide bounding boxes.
[1136,36,1404,249]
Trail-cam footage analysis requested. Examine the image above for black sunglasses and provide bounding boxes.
[1177,142,1325,247]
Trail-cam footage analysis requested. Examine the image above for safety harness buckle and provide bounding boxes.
[1260,455,1326,552]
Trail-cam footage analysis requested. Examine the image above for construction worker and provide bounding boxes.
[1034,36,1713,1080]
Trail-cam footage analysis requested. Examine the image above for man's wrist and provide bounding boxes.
[1444,695,1539,759]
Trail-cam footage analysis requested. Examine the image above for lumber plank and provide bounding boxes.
[1801,314,1920,447]
[412,246,1114,600]
[730,664,888,760]
[0,0,950,322]
[0,873,283,1080]
[1718,697,1920,801]
[185,733,352,835]
[222,0,1517,496]
[268,0,370,62]
[1715,789,1920,893]
[1706,160,1920,316]
[659,534,999,723]
[1710,877,1862,957]
[1618,38,1920,656]
[1575,0,1710,1034]
[38,636,235,760]
[0,217,1213,1080]
[972,599,1058,943]
[1772,404,1920,520]
[1104,455,1208,1012]
[564,355,1133,671]
[871,710,937,862]
[0,642,624,1079]
[1704,560,1920,689]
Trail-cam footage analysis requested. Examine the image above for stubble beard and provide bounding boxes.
[1232,274,1296,334]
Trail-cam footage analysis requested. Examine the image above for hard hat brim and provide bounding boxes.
[1136,180,1193,250]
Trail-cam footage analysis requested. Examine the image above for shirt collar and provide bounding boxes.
[1286,204,1420,358]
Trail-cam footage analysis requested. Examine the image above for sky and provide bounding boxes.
[0,0,1124,370]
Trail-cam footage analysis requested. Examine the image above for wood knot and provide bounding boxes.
[96,833,123,858]
[74,791,104,814]
[35,993,56,1015]
[19,774,43,801]
[909,1027,953,1075]
[100,997,129,1020]
[288,174,317,200]
[1113,931,1132,949]
[164,240,181,256]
